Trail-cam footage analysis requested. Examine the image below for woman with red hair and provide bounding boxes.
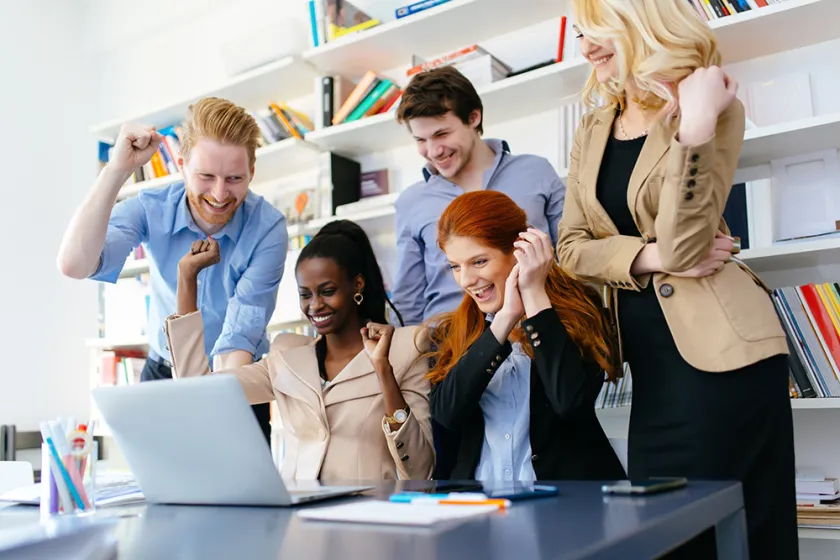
[427,190,625,481]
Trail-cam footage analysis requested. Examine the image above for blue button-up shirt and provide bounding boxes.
[92,182,288,363]
[393,139,566,325]
[475,341,536,483]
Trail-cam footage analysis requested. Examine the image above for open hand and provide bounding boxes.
[178,238,221,277]
[513,228,554,295]
[362,322,395,365]
[678,66,738,127]
[667,231,734,278]
[497,263,524,323]
[109,123,163,173]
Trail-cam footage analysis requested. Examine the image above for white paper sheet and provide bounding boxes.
[296,501,498,526]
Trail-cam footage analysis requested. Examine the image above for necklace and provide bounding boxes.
[618,111,648,140]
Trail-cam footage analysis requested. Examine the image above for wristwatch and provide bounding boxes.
[386,406,410,425]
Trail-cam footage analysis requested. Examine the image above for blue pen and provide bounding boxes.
[390,493,452,503]
[45,437,85,511]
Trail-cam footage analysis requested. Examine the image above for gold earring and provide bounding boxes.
[354,293,363,305]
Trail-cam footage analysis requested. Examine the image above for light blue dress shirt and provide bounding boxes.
[91,182,288,362]
[393,139,566,326]
[475,341,536,483]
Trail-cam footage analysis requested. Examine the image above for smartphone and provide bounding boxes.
[396,480,485,494]
[601,477,687,495]
[482,483,559,501]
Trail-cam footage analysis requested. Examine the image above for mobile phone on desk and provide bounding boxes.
[481,484,559,501]
[601,477,687,495]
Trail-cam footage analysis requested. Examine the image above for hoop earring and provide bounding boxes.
[354,292,364,305]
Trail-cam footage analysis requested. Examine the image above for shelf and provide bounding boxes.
[739,112,840,169]
[115,138,321,200]
[595,399,840,416]
[738,238,840,272]
[119,259,150,278]
[302,0,566,76]
[798,526,840,540]
[91,56,318,142]
[117,174,181,201]
[711,0,840,64]
[307,205,397,235]
[306,57,590,157]
[85,336,149,351]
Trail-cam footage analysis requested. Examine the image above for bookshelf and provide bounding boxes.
[90,56,318,142]
[87,0,840,550]
[301,0,564,76]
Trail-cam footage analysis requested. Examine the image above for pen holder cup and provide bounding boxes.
[40,441,98,518]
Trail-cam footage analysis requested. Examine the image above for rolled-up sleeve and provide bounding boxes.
[90,197,148,283]
[213,219,288,357]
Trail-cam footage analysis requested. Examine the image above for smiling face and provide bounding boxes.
[296,256,363,336]
[444,235,516,315]
[407,110,481,183]
[576,27,618,84]
[180,138,253,232]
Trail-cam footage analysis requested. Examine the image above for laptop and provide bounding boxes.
[91,375,373,506]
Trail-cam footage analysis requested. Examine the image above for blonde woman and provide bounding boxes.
[556,1,797,557]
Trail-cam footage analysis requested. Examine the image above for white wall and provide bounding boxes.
[0,1,97,428]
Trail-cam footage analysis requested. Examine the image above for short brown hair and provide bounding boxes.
[180,97,262,167]
[396,66,484,134]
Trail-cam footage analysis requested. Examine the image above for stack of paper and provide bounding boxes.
[297,501,498,526]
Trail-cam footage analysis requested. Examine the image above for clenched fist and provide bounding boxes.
[108,123,163,173]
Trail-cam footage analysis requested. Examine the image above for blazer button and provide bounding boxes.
[525,325,534,333]
[689,167,698,176]
[533,339,541,347]
[691,153,699,162]
[400,455,409,462]
[490,361,498,368]
[486,368,494,374]
[687,179,696,188]
[531,454,540,461]
[684,192,694,201]
[659,283,674,298]
[396,442,404,450]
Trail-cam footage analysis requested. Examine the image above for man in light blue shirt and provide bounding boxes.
[57,97,287,443]
[393,66,566,326]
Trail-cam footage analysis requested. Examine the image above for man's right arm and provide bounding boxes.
[392,201,428,326]
[56,124,162,279]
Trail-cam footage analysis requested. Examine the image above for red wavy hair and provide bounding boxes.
[425,191,618,385]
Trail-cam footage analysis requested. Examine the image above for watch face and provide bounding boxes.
[394,409,408,423]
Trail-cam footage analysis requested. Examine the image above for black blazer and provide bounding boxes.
[430,308,626,481]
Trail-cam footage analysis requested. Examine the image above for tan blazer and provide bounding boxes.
[164,312,435,481]
[556,99,787,372]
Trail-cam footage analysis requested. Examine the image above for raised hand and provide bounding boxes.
[109,123,164,173]
[362,322,395,365]
[513,228,554,294]
[178,237,221,277]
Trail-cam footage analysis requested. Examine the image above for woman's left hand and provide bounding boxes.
[362,322,395,365]
[513,228,555,295]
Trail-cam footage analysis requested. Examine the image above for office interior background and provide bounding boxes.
[1,0,839,556]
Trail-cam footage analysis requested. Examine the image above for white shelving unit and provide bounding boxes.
[301,0,565,77]
[91,56,318,142]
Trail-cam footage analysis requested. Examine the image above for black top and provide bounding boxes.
[315,337,328,382]
[430,308,626,481]
[596,134,647,237]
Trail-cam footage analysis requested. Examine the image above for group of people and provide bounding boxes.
[57,0,798,557]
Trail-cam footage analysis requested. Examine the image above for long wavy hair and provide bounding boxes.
[573,0,720,121]
[425,191,617,385]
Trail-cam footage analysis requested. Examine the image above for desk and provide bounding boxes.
[0,480,747,559]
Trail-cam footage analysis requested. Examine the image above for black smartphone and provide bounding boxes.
[396,480,485,494]
[601,477,688,495]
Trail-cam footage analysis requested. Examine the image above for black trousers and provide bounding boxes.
[140,356,272,446]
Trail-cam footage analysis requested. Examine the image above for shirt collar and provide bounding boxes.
[173,186,247,243]
[422,138,510,182]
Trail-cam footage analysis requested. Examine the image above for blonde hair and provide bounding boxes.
[180,97,262,167]
[573,0,720,120]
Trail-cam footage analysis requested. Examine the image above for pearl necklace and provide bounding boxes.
[618,111,648,140]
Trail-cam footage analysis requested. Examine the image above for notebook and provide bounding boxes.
[296,501,498,526]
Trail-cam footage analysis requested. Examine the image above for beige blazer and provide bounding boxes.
[164,312,435,481]
[556,99,787,372]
